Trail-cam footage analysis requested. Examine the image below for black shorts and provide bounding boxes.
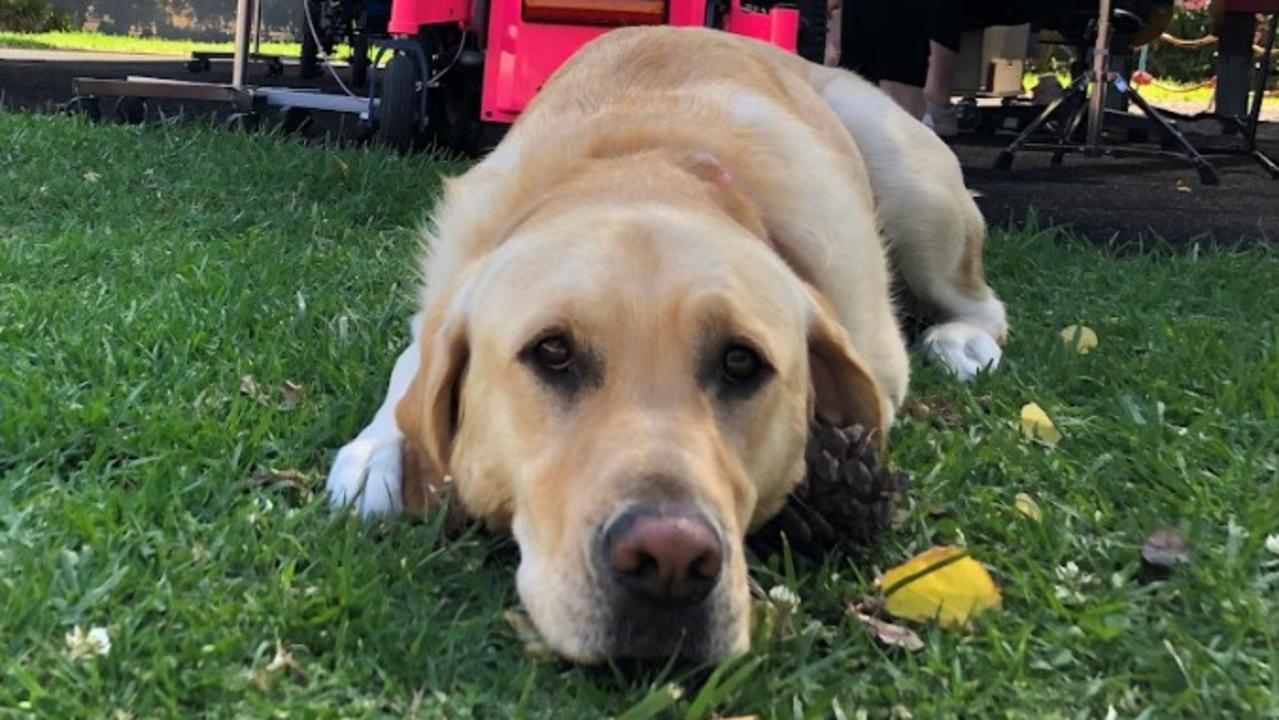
[838,0,935,86]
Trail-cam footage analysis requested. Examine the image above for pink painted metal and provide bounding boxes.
[390,0,799,124]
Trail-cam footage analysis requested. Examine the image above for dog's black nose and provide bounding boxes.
[600,506,724,605]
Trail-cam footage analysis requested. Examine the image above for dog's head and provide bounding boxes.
[397,159,885,663]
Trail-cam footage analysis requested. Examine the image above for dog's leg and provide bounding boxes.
[326,312,423,517]
[808,66,1007,381]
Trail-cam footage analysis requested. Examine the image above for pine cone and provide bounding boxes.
[748,420,909,558]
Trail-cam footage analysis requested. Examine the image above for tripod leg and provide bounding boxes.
[995,87,1084,170]
[1118,77,1220,185]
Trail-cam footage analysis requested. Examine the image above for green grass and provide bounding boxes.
[2,110,1278,719]
[0,30,303,58]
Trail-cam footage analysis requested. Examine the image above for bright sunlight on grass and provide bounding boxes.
[1,110,1277,718]
[0,29,303,57]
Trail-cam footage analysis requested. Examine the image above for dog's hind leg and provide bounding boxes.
[326,311,423,517]
[804,65,1008,380]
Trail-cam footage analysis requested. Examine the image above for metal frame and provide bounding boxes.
[994,0,1221,185]
[1152,11,1278,178]
[67,0,378,124]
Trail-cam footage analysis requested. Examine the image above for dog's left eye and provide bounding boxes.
[534,334,574,372]
[720,344,764,384]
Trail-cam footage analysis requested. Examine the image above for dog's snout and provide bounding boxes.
[601,507,724,605]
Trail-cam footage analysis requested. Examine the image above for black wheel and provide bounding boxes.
[64,96,101,122]
[114,96,147,124]
[351,33,370,87]
[376,52,423,152]
[299,0,323,79]
[280,107,313,135]
[222,111,261,132]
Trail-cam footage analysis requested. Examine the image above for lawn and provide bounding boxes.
[0,30,305,58]
[1,110,1277,719]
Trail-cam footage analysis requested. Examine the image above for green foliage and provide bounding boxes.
[1146,8,1218,84]
[0,0,72,33]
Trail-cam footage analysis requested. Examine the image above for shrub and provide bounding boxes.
[1146,7,1217,84]
[0,0,73,32]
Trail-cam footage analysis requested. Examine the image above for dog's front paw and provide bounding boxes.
[327,435,404,517]
[921,322,1002,381]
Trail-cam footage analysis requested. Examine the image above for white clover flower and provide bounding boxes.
[768,584,801,610]
[65,625,111,660]
[1265,534,1279,557]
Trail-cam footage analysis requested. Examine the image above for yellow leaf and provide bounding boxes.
[1020,402,1062,446]
[1060,324,1098,354]
[1014,492,1043,521]
[878,546,1001,627]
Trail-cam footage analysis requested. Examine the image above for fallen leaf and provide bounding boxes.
[503,609,553,657]
[1019,403,1062,446]
[1060,324,1099,354]
[246,468,312,496]
[265,640,308,680]
[851,611,925,651]
[1014,492,1043,521]
[281,381,305,411]
[239,374,268,401]
[1142,529,1191,568]
[877,546,1001,627]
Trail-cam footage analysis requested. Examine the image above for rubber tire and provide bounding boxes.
[377,53,422,152]
[64,96,101,122]
[114,96,147,125]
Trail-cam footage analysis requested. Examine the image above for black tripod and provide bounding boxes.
[995,0,1220,185]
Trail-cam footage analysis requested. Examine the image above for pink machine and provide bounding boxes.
[370,0,800,152]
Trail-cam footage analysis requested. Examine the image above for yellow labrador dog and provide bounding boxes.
[327,26,1007,663]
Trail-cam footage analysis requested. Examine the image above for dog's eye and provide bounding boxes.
[721,344,763,384]
[534,334,573,372]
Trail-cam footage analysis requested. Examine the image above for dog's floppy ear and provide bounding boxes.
[396,290,471,517]
[804,288,887,446]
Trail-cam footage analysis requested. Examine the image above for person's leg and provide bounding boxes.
[925,41,958,109]
[879,81,926,118]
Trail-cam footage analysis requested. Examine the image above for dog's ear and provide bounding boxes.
[804,288,887,446]
[396,294,470,517]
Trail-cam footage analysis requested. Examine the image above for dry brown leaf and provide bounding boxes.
[1142,529,1191,568]
[246,468,312,496]
[281,381,305,411]
[852,611,925,651]
[239,374,268,401]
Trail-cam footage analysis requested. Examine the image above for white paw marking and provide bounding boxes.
[326,435,405,517]
[922,321,1002,381]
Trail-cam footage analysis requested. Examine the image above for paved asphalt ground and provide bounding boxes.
[3,47,1277,246]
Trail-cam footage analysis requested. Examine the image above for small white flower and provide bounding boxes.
[1055,561,1081,581]
[768,584,801,609]
[65,625,111,660]
[1104,704,1118,720]
[1265,534,1279,557]
[83,171,101,183]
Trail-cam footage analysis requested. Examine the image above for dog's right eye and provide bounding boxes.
[520,332,601,399]
[534,334,573,372]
